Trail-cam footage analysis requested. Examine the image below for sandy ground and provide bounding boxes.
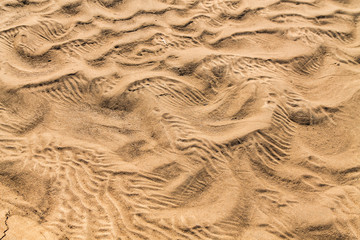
[0,0,360,239]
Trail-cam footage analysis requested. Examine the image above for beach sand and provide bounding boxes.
[0,0,360,239]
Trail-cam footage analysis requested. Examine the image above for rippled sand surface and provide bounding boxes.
[0,0,360,239]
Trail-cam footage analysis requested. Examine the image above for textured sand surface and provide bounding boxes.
[0,0,360,239]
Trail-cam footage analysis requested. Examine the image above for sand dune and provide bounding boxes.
[0,0,360,239]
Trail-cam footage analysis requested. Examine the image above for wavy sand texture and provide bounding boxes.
[0,0,360,239]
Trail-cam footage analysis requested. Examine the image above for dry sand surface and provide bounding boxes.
[0,0,360,239]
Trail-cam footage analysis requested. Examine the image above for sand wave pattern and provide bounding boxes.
[1,0,360,239]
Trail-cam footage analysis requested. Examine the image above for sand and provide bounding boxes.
[0,0,360,239]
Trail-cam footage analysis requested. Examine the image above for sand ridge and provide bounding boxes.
[0,0,360,239]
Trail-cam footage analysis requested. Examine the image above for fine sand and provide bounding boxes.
[0,0,360,239]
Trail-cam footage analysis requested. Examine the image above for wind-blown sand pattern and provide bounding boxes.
[0,0,360,239]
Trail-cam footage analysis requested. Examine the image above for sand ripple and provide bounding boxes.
[0,0,360,239]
